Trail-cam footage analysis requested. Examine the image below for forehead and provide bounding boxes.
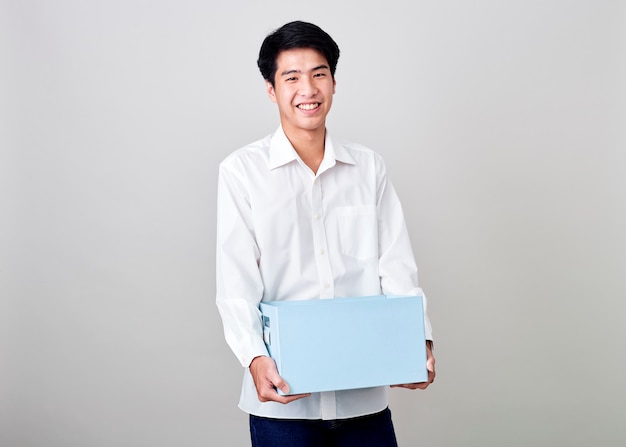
[275,47,329,71]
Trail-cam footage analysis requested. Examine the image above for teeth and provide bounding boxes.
[298,103,319,111]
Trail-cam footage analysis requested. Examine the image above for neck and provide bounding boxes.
[283,125,326,174]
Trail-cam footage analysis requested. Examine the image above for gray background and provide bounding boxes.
[1,0,625,446]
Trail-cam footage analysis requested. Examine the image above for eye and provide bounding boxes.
[286,76,298,82]
[313,72,326,78]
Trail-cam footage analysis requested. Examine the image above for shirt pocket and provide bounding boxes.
[336,205,378,260]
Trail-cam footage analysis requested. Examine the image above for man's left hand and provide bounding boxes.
[391,341,436,390]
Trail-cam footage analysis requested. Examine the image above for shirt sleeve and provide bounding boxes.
[375,157,433,341]
[215,160,269,367]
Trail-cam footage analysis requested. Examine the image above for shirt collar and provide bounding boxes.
[268,126,357,170]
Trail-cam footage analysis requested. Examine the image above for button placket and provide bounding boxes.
[311,177,333,299]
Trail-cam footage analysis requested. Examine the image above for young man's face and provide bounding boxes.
[266,47,336,136]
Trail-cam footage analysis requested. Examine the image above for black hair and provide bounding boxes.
[257,21,340,86]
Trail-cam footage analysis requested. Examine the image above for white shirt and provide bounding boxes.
[216,126,432,420]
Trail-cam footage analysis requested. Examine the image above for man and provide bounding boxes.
[216,20,435,447]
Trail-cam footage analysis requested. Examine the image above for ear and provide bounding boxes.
[333,77,336,95]
[266,81,277,103]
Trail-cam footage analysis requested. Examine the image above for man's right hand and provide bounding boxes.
[249,356,311,404]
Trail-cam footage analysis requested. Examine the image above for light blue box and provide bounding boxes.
[260,295,427,395]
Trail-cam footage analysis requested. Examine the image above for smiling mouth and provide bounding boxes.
[297,103,321,111]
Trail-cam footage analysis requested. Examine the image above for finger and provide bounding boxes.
[426,357,435,372]
[261,363,291,394]
[276,393,311,404]
[259,388,311,404]
[391,383,428,390]
[273,377,290,395]
[258,373,309,403]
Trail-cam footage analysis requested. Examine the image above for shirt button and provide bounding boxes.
[315,213,321,220]
[324,283,330,289]
[320,249,326,255]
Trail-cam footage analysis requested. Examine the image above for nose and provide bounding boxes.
[299,76,318,97]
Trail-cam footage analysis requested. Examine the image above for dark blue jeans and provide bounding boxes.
[249,407,398,447]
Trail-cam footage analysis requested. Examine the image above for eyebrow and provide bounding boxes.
[280,64,330,77]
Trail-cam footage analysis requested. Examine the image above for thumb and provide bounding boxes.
[269,369,290,394]
[277,381,290,394]
[426,356,435,372]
